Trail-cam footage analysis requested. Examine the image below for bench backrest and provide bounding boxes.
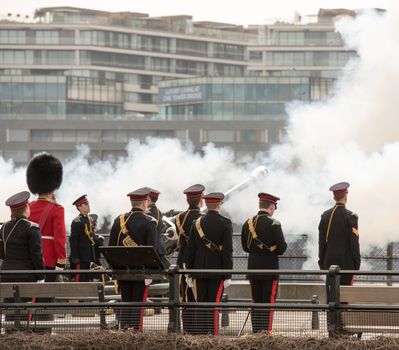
[0,282,103,300]
[341,285,399,305]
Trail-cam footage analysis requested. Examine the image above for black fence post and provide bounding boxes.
[221,293,229,327]
[326,265,341,336]
[387,242,393,286]
[167,265,180,333]
[311,295,320,330]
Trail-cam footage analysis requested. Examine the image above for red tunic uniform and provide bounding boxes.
[29,199,67,268]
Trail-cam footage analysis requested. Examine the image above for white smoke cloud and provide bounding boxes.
[1,5,398,269]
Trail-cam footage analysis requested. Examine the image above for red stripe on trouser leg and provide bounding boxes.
[350,276,354,286]
[29,297,36,321]
[76,263,80,282]
[267,280,278,333]
[138,285,149,333]
[214,280,224,336]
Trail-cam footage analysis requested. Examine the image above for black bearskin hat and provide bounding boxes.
[26,153,63,195]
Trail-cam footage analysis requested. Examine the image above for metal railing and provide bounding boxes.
[1,267,399,337]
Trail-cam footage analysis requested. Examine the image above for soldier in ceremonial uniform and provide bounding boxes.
[318,182,360,285]
[0,191,45,282]
[241,193,287,334]
[69,195,98,282]
[144,187,167,260]
[185,192,233,335]
[175,184,205,334]
[108,188,157,331]
[27,153,66,280]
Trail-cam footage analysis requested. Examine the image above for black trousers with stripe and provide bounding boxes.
[119,280,148,331]
[195,278,224,335]
[250,279,278,333]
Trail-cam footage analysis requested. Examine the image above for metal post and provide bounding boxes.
[387,242,393,286]
[311,295,320,330]
[221,293,229,327]
[97,284,107,329]
[326,265,341,336]
[167,265,180,333]
[12,285,22,330]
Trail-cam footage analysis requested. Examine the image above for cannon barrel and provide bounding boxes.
[162,166,268,254]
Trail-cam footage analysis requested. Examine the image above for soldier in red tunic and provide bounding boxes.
[26,153,66,281]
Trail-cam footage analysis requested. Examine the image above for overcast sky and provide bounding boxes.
[0,0,392,25]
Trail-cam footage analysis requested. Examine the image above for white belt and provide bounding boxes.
[42,235,54,240]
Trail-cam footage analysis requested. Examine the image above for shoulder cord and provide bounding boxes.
[325,205,344,242]
[116,211,135,246]
[247,214,277,252]
[176,210,193,238]
[195,217,223,252]
[2,219,23,256]
[84,216,95,245]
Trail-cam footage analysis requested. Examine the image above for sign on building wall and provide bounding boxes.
[159,85,206,104]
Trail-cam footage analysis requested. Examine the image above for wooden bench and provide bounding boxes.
[340,285,399,336]
[0,282,107,332]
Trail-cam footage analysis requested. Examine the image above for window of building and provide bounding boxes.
[7,129,29,142]
[36,31,59,44]
[176,60,207,75]
[0,30,26,44]
[176,39,208,56]
[3,150,29,163]
[31,130,51,142]
[214,43,244,60]
[202,130,234,143]
[249,51,262,62]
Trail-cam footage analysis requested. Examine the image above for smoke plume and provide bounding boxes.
[0,6,398,268]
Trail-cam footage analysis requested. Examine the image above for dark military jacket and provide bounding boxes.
[241,211,287,279]
[175,206,202,268]
[185,210,233,279]
[109,208,156,249]
[0,218,45,282]
[318,204,360,270]
[69,214,96,264]
[148,204,166,256]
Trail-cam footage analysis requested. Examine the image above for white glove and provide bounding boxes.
[37,279,45,283]
[144,279,152,286]
[185,276,193,288]
[55,266,64,271]
[223,279,231,288]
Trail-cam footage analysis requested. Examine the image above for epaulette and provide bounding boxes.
[22,218,39,228]
[351,211,358,218]
[219,213,232,222]
[271,218,281,226]
[73,216,81,223]
[147,215,158,224]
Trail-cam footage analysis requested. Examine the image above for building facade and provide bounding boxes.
[0,7,357,163]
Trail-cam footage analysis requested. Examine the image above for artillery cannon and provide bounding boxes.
[161,166,268,255]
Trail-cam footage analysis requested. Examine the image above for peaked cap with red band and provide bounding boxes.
[73,194,89,207]
[127,187,151,201]
[258,192,280,204]
[329,182,350,194]
[143,187,160,200]
[5,191,30,210]
[184,184,205,198]
[203,192,224,203]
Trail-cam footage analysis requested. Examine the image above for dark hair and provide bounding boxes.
[149,196,158,204]
[334,193,347,202]
[206,202,219,210]
[11,205,29,219]
[130,199,146,208]
[259,201,274,210]
[187,197,201,207]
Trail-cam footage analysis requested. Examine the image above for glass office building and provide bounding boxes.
[0,7,359,163]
